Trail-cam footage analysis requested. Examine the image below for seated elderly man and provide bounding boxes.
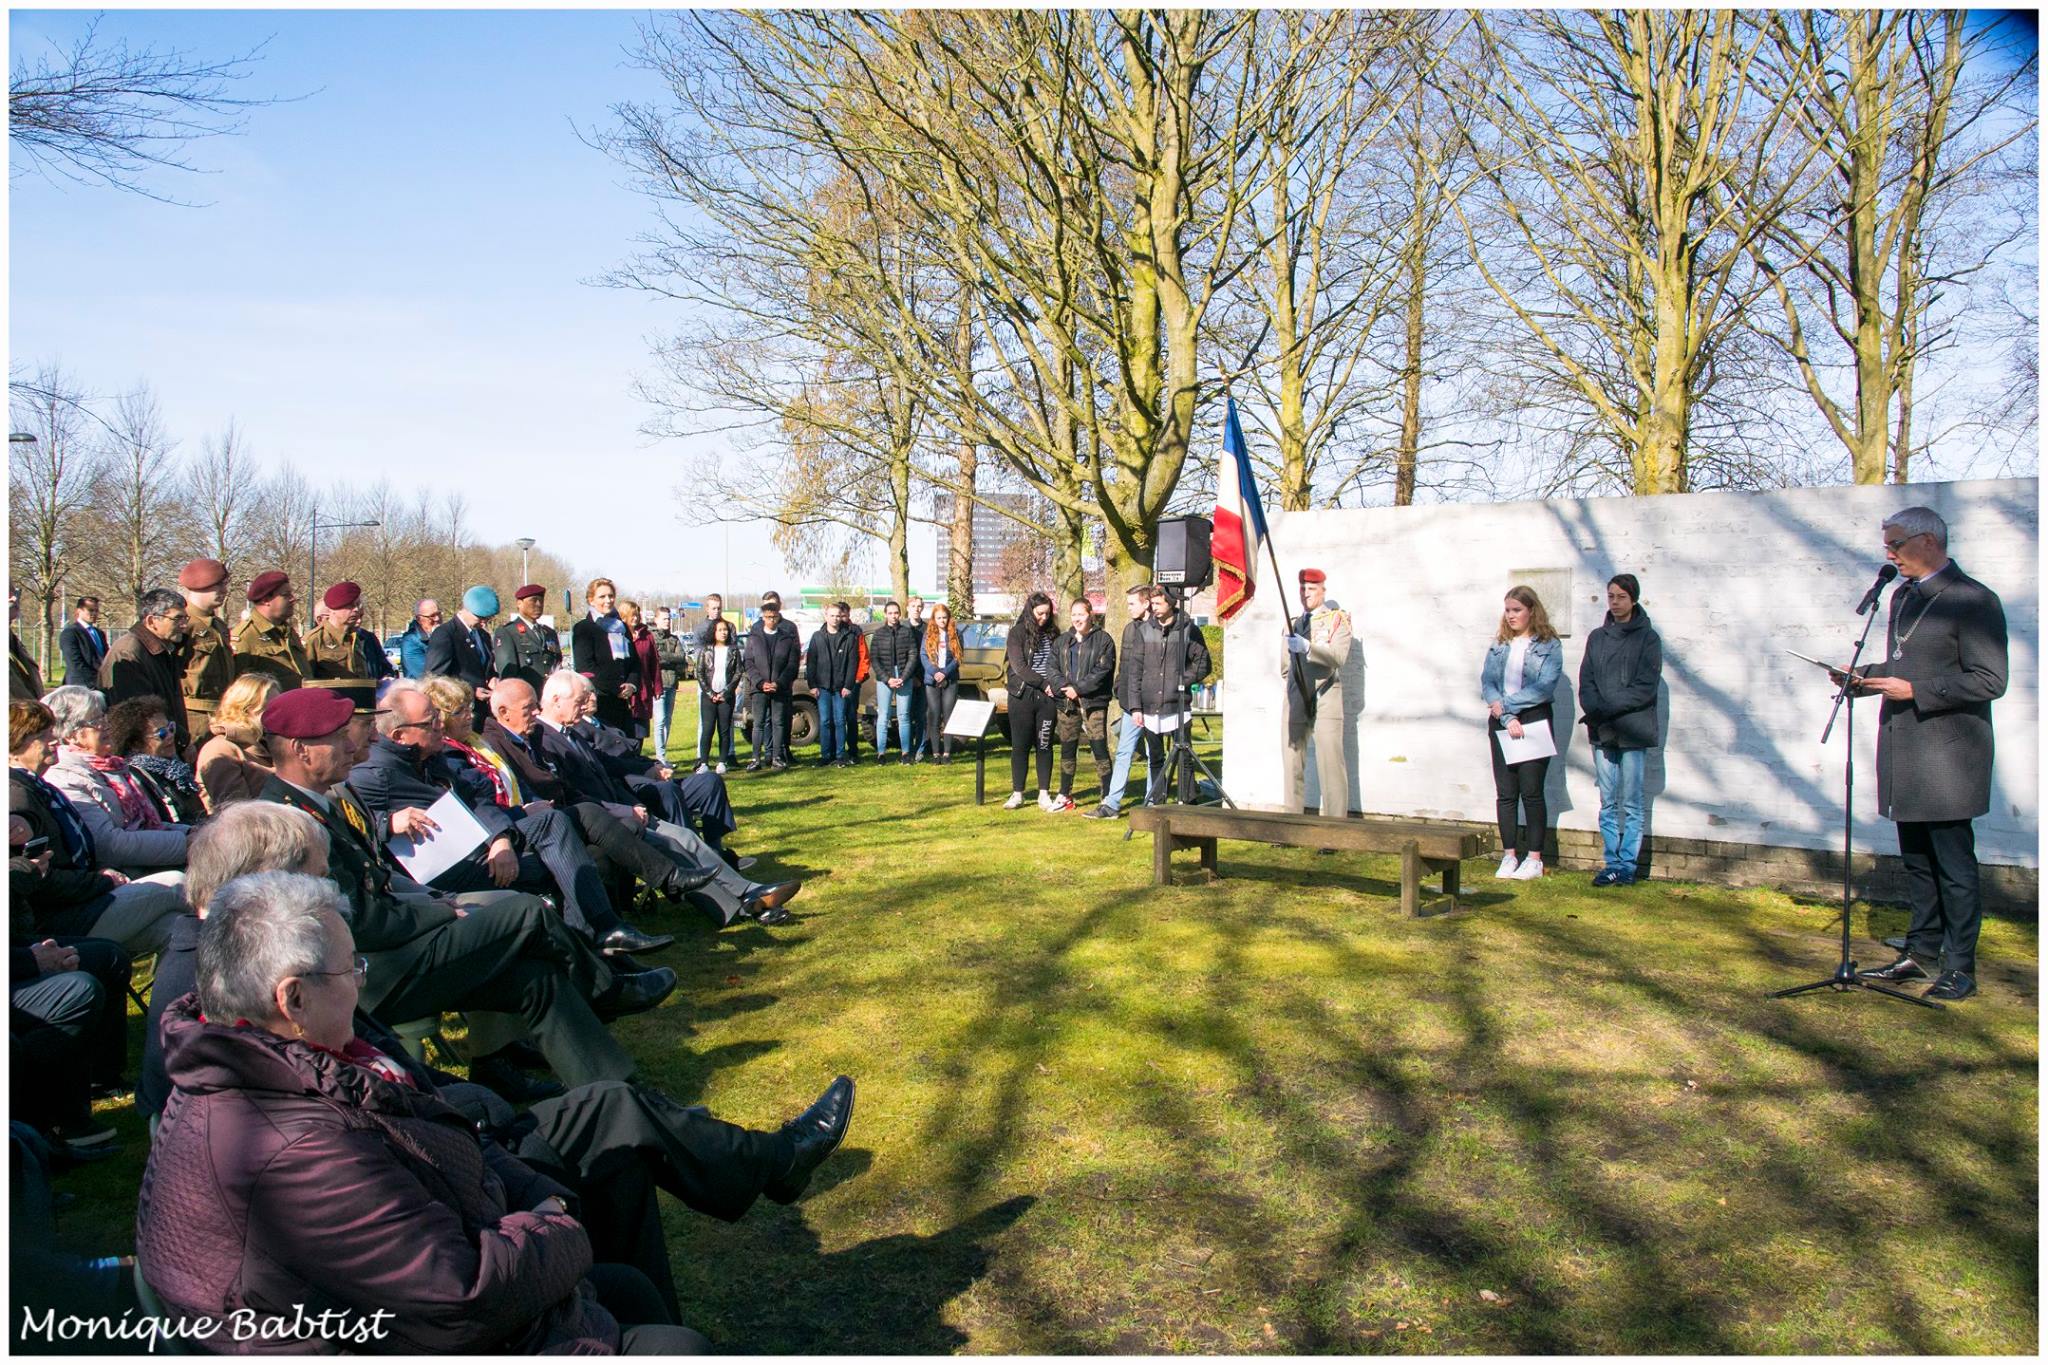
[489,676,799,927]
[38,685,192,876]
[347,680,671,957]
[139,818,854,1327]
[140,872,707,1353]
[570,689,746,860]
[9,698,188,958]
[252,686,676,1095]
[418,675,713,914]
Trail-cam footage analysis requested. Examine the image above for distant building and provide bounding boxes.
[933,492,1043,602]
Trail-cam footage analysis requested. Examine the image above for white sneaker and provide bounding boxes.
[714,763,727,775]
[1037,790,1056,813]
[1495,853,1520,880]
[695,763,710,775]
[1003,791,1026,810]
[1510,855,1545,880]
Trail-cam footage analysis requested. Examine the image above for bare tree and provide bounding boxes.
[93,383,191,613]
[188,419,255,577]
[8,366,102,667]
[1446,11,1827,494]
[1749,11,2037,484]
[9,17,280,198]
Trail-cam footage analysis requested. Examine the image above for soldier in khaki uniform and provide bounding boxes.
[492,582,563,692]
[306,580,393,681]
[231,570,312,690]
[1282,567,1355,819]
[176,557,238,749]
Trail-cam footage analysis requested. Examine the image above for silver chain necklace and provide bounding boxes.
[1891,581,1952,660]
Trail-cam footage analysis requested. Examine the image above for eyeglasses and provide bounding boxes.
[151,724,176,741]
[1884,532,1925,553]
[419,612,442,622]
[393,714,443,733]
[308,955,369,985]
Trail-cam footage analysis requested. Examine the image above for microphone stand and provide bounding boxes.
[1771,578,1940,1008]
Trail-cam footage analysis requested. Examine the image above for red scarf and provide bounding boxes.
[442,737,513,807]
[81,750,164,829]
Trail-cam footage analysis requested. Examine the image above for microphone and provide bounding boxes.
[1856,563,1899,616]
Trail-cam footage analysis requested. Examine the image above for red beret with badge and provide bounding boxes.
[514,583,546,601]
[247,570,292,604]
[323,581,362,611]
[262,687,354,740]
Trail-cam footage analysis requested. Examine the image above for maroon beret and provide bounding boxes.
[247,570,291,604]
[179,557,229,592]
[1298,568,1327,585]
[262,687,353,740]
[323,581,362,611]
[514,583,546,601]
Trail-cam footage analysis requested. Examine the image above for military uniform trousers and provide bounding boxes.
[1285,692,1352,820]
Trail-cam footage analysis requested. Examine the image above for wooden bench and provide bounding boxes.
[1127,806,1488,915]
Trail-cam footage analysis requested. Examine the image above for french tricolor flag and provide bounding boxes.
[1211,396,1267,623]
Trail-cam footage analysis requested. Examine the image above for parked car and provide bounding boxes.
[382,634,404,671]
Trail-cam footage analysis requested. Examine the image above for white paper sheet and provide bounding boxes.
[1140,710,1185,735]
[386,790,493,885]
[1493,718,1557,766]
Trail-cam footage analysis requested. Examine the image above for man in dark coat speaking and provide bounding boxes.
[1845,506,2008,1003]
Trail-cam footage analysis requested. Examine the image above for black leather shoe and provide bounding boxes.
[471,1054,567,1104]
[764,1076,855,1204]
[1922,971,1977,1001]
[1857,954,1931,983]
[717,846,758,873]
[600,924,676,956]
[595,966,678,1021]
[742,880,801,925]
[745,760,764,772]
[662,865,717,898]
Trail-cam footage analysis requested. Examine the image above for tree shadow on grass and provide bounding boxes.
[913,880,2035,1353]
[693,1194,1038,1354]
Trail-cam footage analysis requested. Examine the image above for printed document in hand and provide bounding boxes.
[386,790,491,885]
[1494,718,1557,766]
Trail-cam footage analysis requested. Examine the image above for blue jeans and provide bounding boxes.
[875,682,913,756]
[649,684,677,762]
[818,690,853,761]
[1101,714,1165,814]
[1593,745,1647,877]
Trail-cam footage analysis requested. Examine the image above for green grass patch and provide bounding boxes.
[69,704,2037,1352]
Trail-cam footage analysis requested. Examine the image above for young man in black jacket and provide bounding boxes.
[1051,598,1117,811]
[867,600,920,763]
[805,602,862,767]
[1092,586,1210,817]
[742,600,801,770]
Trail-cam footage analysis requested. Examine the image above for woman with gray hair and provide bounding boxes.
[39,684,192,873]
[139,870,712,1354]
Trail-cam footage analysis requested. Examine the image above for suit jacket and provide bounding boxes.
[533,720,640,808]
[346,736,519,847]
[425,616,495,691]
[481,718,577,806]
[100,625,193,751]
[1861,562,2008,823]
[569,617,637,733]
[257,774,457,953]
[59,621,107,686]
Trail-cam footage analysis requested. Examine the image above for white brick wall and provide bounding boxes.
[1222,478,2038,868]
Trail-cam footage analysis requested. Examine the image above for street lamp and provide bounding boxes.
[308,510,382,629]
[515,537,536,584]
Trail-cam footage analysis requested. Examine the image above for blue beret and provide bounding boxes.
[463,585,500,618]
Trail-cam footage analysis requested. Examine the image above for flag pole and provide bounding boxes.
[1225,384,1316,718]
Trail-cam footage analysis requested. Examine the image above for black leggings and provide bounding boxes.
[1009,687,1055,792]
[925,680,958,755]
[1489,703,1552,860]
[696,694,735,764]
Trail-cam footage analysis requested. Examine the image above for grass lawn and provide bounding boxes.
[65,699,2037,1353]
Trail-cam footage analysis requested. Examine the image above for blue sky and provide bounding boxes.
[10,8,926,597]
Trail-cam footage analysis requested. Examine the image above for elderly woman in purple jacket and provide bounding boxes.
[137,872,707,1354]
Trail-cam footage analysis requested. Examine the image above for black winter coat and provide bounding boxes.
[1005,620,1059,694]
[1051,627,1117,709]
[1577,608,1663,750]
[743,621,801,692]
[806,626,862,693]
[570,616,638,733]
[1116,613,1210,714]
[867,622,921,687]
[1860,562,2008,823]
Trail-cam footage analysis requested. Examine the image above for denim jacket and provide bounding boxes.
[1480,636,1562,718]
